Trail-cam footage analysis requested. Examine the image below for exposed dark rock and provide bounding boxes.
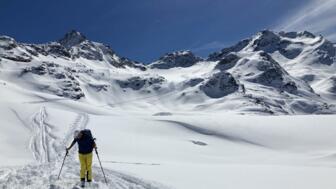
[253,67,284,86]
[301,74,315,82]
[45,43,71,58]
[29,45,49,56]
[325,76,336,93]
[54,79,84,100]
[117,76,166,90]
[190,140,207,146]
[22,64,48,75]
[200,72,239,98]
[0,36,17,50]
[252,30,304,59]
[279,31,315,39]
[214,53,240,71]
[208,39,249,61]
[59,30,86,49]
[278,40,303,59]
[1,54,32,62]
[20,62,85,100]
[150,50,202,69]
[54,73,66,79]
[119,57,147,71]
[71,41,103,61]
[314,40,336,65]
[282,81,298,93]
[249,53,285,86]
[253,30,281,52]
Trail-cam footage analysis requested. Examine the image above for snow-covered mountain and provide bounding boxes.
[3,30,336,189]
[1,30,336,115]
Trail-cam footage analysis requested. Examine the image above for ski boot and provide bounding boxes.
[80,178,85,188]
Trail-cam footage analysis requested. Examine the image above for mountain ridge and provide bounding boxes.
[1,29,336,115]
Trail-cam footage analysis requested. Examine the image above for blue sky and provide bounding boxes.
[0,0,334,63]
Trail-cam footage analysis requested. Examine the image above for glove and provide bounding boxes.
[66,148,70,154]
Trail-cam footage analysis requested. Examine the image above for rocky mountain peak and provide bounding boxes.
[150,50,203,69]
[159,50,199,60]
[0,35,17,50]
[58,30,87,49]
[252,30,281,50]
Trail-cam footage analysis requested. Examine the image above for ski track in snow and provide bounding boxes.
[0,108,169,189]
[62,113,89,160]
[30,107,57,163]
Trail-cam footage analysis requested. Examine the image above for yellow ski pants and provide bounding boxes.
[79,152,93,181]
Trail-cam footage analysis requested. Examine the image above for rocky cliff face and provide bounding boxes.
[149,50,203,69]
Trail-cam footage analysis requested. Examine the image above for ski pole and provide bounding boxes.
[57,150,68,180]
[95,148,108,184]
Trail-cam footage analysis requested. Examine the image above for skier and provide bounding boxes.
[66,129,97,188]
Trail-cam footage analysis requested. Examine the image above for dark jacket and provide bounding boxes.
[73,131,96,154]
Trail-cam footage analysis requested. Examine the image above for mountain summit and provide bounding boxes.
[58,30,87,49]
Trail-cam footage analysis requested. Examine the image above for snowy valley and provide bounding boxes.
[1,30,336,189]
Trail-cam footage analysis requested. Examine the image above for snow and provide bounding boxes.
[1,29,336,188]
[69,113,336,189]
[1,81,336,188]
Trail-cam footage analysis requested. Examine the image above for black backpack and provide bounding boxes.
[77,129,95,153]
[82,129,94,141]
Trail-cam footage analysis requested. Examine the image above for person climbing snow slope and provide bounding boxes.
[67,129,97,188]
